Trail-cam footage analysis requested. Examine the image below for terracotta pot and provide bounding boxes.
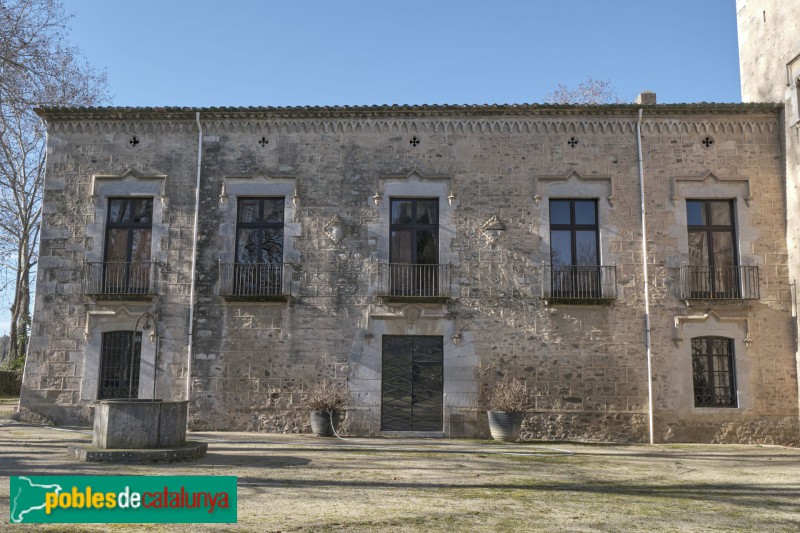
[487,411,523,442]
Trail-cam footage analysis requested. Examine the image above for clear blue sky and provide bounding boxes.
[0,1,743,337]
[68,0,742,107]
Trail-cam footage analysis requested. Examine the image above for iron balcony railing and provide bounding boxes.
[541,264,617,301]
[377,263,452,299]
[219,262,287,297]
[83,261,159,297]
[680,265,760,300]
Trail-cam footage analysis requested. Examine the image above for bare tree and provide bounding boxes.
[0,0,108,368]
[544,77,624,105]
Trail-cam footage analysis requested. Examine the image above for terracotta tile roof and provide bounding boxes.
[34,102,783,120]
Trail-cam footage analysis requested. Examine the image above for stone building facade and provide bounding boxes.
[18,99,799,444]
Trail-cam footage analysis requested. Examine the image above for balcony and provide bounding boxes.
[377,263,452,302]
[541,264,617,304]
[83,261,159,300]
[219,262,289,301]
[680,265,759,301]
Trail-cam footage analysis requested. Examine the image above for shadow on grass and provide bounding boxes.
[233,475,800,511]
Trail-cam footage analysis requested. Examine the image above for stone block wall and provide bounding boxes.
[738,0,800,426]
[20,104,799,444]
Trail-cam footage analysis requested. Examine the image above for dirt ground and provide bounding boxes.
[1,400,799,532]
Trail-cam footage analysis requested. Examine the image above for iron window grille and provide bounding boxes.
[691,336,737,407]
[98,331,141,400]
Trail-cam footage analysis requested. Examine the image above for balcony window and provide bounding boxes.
[220,197,285,299]
[545,199,614,301]
[84,198,156,298]
[683,200,756,299]
[383,198,447,299]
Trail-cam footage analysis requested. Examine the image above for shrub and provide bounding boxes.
[303,379,350,413]
[486,377,530,413]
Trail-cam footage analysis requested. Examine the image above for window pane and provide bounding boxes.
[262,228,283,263]
[709,201,732,226]
[109,199,131,224]
[106,229,129,261]
[237,228,259,263]
[391,200,413,225]
[550,200,570,225]
[130,229,151,262]
[575,231,598,265]
[134,199,153,224]
[688,231,708,267]
[416,230,438,264]
[687,201,705,226]
[263,198,284,223]
[390,230,413,263]
[416,200,438,224]
[712,232,735,266]
[574,201,596,225]
[551,230,572,266]
[238,199,260,223]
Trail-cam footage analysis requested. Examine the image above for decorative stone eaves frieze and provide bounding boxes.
[47,116,778,137]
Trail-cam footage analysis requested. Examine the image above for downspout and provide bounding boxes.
[637,108,655,445]
[187,112,202,401]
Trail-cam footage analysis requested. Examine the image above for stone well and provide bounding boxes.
[93,399,188,449]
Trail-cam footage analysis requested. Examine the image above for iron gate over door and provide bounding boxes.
[381,335,443,431]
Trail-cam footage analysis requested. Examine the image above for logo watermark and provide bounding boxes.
[10,476,237,523]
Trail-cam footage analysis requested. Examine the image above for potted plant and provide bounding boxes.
[304,379,350,437]
[486,377,530,442]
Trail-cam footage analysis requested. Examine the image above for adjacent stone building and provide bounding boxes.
[737,0,800,438]
[18,97,799,444]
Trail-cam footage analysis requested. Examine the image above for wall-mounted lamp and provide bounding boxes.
[447,191,457,206]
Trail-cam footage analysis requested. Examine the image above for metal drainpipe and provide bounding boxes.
[637,108,655,445]
[187,112,202,402]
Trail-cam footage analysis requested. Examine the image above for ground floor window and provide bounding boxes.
[691,336,736,407]
[98,331,141,399]
[381,335,443,431]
